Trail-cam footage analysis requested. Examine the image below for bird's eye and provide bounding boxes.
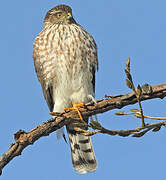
[57,13,62,18]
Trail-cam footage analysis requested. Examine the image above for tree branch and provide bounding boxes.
[0,83,166,175]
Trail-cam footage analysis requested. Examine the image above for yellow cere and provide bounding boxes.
[67,12,71,16]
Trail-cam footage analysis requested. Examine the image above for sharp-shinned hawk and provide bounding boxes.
[33,4,98,173]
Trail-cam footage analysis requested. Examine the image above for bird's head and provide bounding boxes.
[43,4,76,27]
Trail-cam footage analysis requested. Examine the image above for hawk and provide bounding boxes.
[33,4,98,173]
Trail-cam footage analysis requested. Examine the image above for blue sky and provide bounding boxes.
[0,0,166,179]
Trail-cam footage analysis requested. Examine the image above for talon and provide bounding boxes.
[64,103,84,120]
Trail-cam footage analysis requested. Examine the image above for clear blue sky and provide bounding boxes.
[0,0,165,179]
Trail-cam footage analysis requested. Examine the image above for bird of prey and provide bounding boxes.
[33,4,98,173]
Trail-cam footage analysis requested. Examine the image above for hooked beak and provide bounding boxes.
[66,12,75,23]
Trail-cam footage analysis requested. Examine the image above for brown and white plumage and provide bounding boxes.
[33,4,98,173]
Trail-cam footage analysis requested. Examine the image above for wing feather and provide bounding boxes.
[33,50,54,112]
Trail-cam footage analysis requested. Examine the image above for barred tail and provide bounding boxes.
[67,129,97,174]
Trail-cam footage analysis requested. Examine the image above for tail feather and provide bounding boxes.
[67,129,97,174]
[56,127,65,139]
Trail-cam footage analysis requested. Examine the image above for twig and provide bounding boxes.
[125,58,145,127]
[89,120,166,137]
[115,110,166,120]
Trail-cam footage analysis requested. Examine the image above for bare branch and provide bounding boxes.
[125,58,145,127]
[89,120,166,137]
[115,109,166,120]
[0,83,166,175]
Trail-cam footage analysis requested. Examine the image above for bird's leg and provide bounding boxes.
[64,103,84,120]
[87,94,97,104]
[87,95,98,121]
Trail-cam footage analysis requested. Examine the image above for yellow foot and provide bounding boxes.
[64,103,84,120]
